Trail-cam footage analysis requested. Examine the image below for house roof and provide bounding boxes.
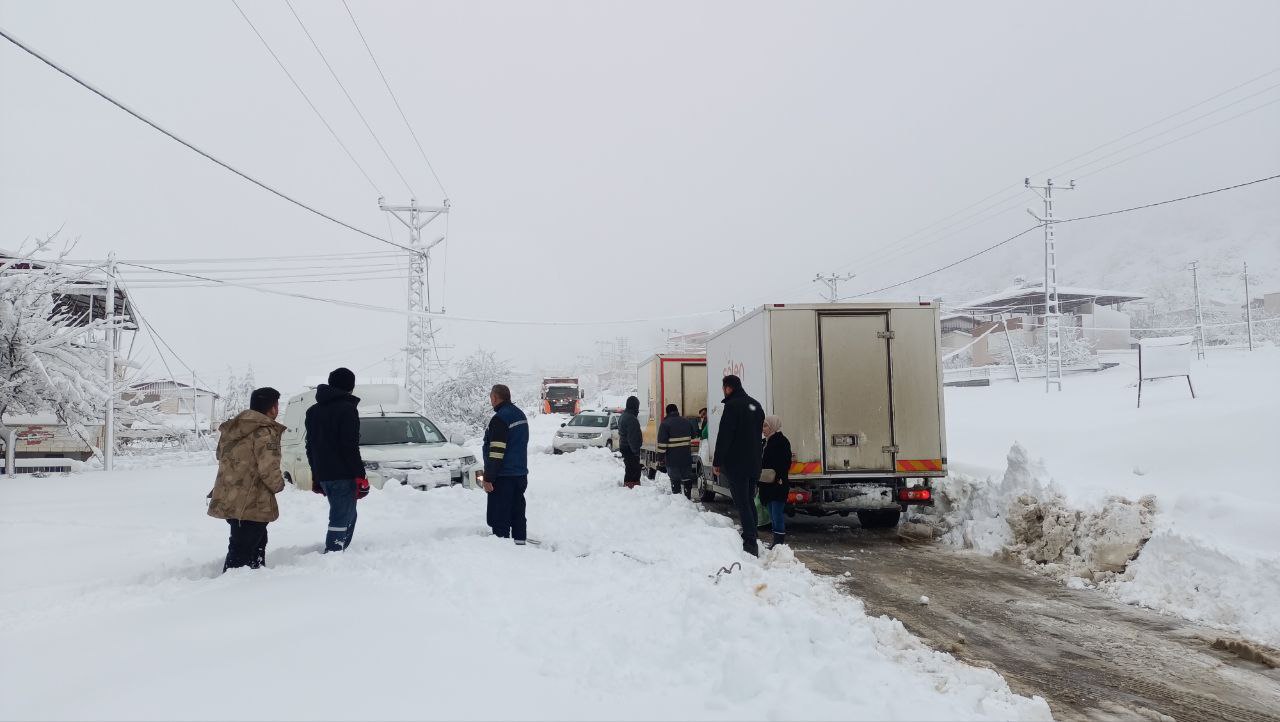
[959,281,1146,315]
[127,380,220,397]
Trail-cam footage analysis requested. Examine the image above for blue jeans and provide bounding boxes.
[319,479,358,552]
[767,500,785,535]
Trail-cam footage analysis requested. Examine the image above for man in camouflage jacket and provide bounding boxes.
[208,387,287,571]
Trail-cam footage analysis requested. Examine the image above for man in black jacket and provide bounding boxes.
[617,396,643,489]
[657,403,695,497]
[305,367,368,552]
[712,374,765,556]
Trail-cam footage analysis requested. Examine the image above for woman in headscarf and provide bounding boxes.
[759,415,792,548]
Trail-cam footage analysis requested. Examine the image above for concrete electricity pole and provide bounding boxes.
[814,272,855,302]
[1025,178,1075,392]
[1243,262,1255,352]
[1189,260,1206,359]
[379,198,449,413]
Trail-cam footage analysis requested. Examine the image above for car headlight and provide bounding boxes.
[556,430,567,437]
[364,462,380,471]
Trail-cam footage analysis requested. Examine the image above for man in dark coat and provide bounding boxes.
[712,374,766,556]
[305,367,368,553]
[617,395,644,489]
[657,403,695,497]
[482,384,530,543]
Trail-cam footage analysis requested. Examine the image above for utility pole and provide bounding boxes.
[1189,260,1206,359]
[1243,262,1255,352]
[379,198,449,413]
[1025,178,1075,392]
[814,272,855,302]
[104,254,117,471]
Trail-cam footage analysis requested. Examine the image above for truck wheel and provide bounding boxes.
[857,509,901,529]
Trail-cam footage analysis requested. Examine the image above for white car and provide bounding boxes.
[552,411,618,454]
[279,384,483,491]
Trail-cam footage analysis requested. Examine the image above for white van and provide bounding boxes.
[280,384,482,491]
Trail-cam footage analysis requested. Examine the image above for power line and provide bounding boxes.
[283,0,417,198]
[1075,96,1280,180]
[849,226,1042,299]
[0,24,418,255]
[1060,83,1280,179]
[1057,172,1280,224]
[341,0,448,200]
[826,67,1280,279]
[849,171,1280,299]
[230,0,383,196]
[117,261,726,326]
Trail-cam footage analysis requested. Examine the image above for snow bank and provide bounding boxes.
[931,348,1280,646]
[0,415,1049,721]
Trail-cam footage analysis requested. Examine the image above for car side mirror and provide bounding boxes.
[560,423,566,427]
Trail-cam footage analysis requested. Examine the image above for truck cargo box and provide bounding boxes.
[702,302,946,524]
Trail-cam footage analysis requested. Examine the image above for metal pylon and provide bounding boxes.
[379,198,448,412]
[1026,178,1075,392]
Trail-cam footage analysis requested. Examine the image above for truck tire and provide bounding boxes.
[857,509,901,529]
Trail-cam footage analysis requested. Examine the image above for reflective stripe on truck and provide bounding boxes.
[895,459,944,472]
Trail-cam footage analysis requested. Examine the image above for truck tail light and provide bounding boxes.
[898,488,931,502]
[787,490,812,505]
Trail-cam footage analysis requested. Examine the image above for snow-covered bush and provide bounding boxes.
[0,240,123,445]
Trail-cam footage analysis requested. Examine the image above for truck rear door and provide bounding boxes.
[818,313,894,472]
[680,363,707,419]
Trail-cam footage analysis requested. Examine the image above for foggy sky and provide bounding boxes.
[2,0,1277,393]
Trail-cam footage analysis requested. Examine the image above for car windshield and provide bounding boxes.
[546,386,577,399]
[568,415,608,428]
[359,416,446,445]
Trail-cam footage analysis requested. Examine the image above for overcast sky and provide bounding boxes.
[2,0,1278,393]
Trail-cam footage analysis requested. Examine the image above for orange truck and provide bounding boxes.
[539,377,584,415]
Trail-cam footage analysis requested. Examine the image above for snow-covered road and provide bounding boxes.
[0,415,1049,721]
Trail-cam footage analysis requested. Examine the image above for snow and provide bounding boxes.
[930,345,1280,646]
[0,414,1049,721]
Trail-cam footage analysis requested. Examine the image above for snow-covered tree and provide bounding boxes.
[424,349,520,440]
[0,240,122,443]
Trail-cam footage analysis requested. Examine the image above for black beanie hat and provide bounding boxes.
[328,367,356,392]
[626,395,640,413]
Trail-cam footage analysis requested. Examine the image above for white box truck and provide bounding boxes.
[701,302,946,527]
[636,354,708,478]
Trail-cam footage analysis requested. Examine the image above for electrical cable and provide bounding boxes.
[849,171,1280,299]
[0,25,418,255]
[1056,172,1280,224]
[117,261,726,326]
[283,0,416,199]
[230,0,384,197]
[341,0,448,200]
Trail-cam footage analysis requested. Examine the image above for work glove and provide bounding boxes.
[355,477,371,500]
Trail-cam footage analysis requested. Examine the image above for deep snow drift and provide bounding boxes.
[929,346,1280,647]
[0,415,1048,721]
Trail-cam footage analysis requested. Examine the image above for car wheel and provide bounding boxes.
[696,476,716,503]
[553,448,563,455]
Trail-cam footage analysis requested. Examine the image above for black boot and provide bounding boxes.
[742,538,759,557]
[771,532,785,548]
